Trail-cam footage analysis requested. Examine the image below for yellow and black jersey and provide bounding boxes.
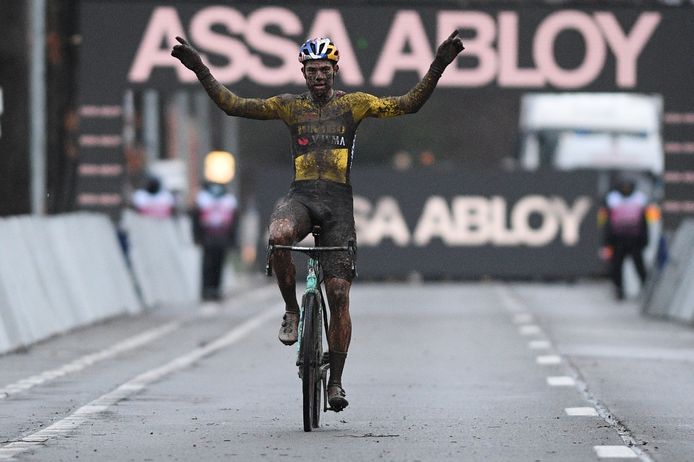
[197,66,442,185]
[263,91,408,184]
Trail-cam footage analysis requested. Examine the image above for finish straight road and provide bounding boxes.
[1,281,693,461]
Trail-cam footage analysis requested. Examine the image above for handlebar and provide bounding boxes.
[265,240,357,277]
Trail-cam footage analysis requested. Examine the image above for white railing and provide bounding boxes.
[0,213,140,354]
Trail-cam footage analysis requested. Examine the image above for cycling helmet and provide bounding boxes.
[298,37,339,63]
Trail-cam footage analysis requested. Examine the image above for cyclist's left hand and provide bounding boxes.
[434,30,465,67]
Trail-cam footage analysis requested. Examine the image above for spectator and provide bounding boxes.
[132,175,175,219]
[603,177,649,300]
[193,182,238,301]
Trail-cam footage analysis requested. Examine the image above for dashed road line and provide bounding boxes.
[547,376,576,386]
[519,325,542,336]
[0,305,278,461]
[536,355,562,365]
[512,313,534,324]
[528,340,552,350]
[565,407,599,416]
[496,284,654,462]
[594,445,638,459]
[572,371,654,462]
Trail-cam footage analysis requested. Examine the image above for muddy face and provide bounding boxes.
[302,60,338,103]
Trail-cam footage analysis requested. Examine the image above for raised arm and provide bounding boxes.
[171,37,280,120]
[395,30,465,114]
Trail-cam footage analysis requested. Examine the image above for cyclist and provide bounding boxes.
[172,32,464,412]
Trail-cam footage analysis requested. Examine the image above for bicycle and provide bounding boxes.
[266,226,356,432]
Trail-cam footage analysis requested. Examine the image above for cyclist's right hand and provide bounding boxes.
[171,36,205,72]
[434,30,465,68]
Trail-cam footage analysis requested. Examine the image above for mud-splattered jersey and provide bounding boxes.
[258,91,409,184]
[197,67,442,184]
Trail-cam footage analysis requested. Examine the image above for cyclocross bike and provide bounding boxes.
[266,226,356,431]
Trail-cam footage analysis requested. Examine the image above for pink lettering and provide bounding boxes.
[246,7,302,86]
[595,12,660,88]
[371,10,433,86]
[128,7,190,83]
[498,12,544,87]
[534,11,605,89]
[127,7,659,90]
[190,6,248,84]
[437,11,497,87]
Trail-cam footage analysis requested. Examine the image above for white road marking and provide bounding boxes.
[497,283,654,462]
[513,313,534,324]
[547,376,576,386]
[529,340,552,350]
[536,355,562,365]
[0,306,278,461]
[495,285,524,312]
[0,285,276,401]
[0,322,180,400]
[594,446,638,458]
[565,407,599,416]
[519,325,542,336]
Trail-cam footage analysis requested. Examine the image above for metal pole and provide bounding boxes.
[30,0,46,214]
[143,89,161,166]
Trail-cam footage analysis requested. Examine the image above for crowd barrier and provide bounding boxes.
[120,210,200,309]
[0,213,141,355]
[642,220,694,323]
[0,212,206,355]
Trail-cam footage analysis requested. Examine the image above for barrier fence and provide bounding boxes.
[642,220,694,323]
[2,210,690,355]
[0,213,140,354]
[0,212,201,355]
[121,210,200,309]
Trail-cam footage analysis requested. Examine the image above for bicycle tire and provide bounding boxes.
[302,292,322,431]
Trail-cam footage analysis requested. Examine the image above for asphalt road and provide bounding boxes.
[1,281,693,461]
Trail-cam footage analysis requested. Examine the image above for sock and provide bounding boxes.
[328,351,348,387]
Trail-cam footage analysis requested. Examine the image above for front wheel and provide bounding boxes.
[301,292,322,431]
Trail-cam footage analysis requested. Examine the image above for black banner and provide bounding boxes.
[77,1,693,228]
[256,168,601,279]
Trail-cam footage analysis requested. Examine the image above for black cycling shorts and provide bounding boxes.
[270,180,356,281]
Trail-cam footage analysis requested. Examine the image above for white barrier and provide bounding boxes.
[642,220,694,323]
[120,210,200,308]
[0,213,141,355]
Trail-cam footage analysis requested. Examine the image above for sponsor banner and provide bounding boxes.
[82,4,668,93]
[77,1,693,228]
[256,168,601,279]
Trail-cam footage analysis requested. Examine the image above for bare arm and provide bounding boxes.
[171,37,280,120]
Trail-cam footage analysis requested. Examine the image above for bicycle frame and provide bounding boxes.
[266,234,356,421]
[266,242,351,359]
[297,255,324,356]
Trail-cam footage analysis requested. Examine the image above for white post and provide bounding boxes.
[30,0,46,214]
[143,89,161,165]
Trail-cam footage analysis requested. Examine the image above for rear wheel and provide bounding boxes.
[301,293,322,431]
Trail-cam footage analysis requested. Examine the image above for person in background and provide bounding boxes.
[603,177,649,300]
[132,175,175,219]
[193,182,238,301]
